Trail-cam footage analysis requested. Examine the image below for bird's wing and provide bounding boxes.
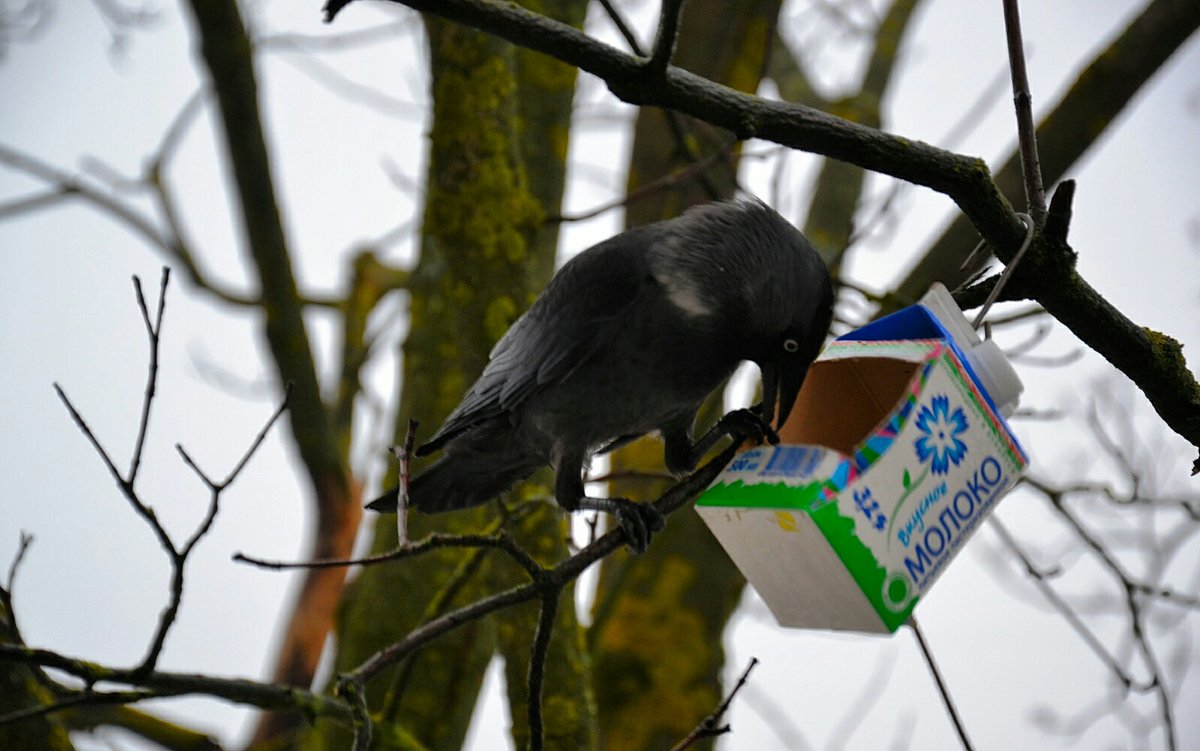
[419,231,657,453]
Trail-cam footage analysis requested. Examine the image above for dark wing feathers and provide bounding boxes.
[418,229,658,454]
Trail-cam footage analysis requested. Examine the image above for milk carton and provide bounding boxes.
[696,285,1028,633]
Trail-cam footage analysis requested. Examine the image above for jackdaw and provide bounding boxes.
[368,199,834,551]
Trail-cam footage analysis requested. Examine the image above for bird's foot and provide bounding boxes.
[576,496,665,553]
[723,406,781,446]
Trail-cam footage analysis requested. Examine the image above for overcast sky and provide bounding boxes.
[2,1,1198,749]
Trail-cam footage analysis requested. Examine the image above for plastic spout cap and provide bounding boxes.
[918,284,1024,418]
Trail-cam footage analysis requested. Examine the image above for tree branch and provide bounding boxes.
[646,0,687,77]
[323,0,1200,468]
[185,6,362,732]
[526,590,560,751]
[668,657,759,751]
[340,438,744,689]
[1001,0,1047,226]
[0,645,354,725]
[895,0,1200,292]
[908,618,975,751]
[52,270,290,678]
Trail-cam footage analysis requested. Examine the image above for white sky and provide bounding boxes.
[1,1,1198,749]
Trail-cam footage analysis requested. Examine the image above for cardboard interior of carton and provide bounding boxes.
[779,356,920,455]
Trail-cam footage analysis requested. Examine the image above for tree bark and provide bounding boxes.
[184,3,359,744]
[590,3,780,749]
[313,6,593,749]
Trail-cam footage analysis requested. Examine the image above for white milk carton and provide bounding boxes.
[696,285,1028,633]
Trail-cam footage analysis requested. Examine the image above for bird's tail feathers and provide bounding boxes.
[366,450,544,514]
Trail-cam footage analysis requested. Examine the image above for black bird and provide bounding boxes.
[368,200,834,551]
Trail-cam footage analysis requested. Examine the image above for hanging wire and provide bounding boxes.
[969,213,1035,330]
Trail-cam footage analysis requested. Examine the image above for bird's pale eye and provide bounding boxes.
[782,338,800,353]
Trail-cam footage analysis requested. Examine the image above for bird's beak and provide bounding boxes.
[760,359,807,430]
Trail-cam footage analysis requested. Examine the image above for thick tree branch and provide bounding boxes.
[327,0,1200,467]
[896,0,1200,294]
[185,5,361,731]
[0,645,354,725]
[186,0,349,498]
[326,0,1020,242]
[646,0,686,77]
[340,438,744,688]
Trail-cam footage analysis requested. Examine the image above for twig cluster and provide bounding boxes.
[0,270,295,728]
[986,385,1199,751]
[0,269,764,748]
[322,0,1200,474]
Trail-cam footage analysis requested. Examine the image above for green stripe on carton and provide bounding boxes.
[810,501,916,632]
[698,479,827,510]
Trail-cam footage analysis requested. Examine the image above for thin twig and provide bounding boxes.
[596,0,643,55]
[128,269,168,484]
[55,271,289,675]
[527,588,561,751]
[669,657,760,751]
[0,644,354,724]
[549,142,738,224]
[153,88,208,170]
[54,382,177,558]
[0,689,157,726]
[1046,496,1177,749]
[341,439,744,688]
[1,532,34,644]
[646,0,686,76]
[235,529,543,580]
[391,418,418,548]
[1001,0,1047,226]
[989,515,1144,688]
[908,618,975,751]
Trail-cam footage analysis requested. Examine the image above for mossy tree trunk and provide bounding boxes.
[0,610,75,751]
[306,5,591,750]
[589,3,782,749]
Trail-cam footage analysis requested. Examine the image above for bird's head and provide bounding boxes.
[651,200,834,429]
[750,310,831,429]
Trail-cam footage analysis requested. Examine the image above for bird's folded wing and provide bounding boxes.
[420,233,657,452]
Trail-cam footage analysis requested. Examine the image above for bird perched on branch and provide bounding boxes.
[368,199,834,552]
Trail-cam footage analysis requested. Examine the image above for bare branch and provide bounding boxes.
[1001,0,1047,226]
[1046,497,1178,749]
[669,656,760,751]
[54,270,289,676]
[989,514,1145,689]
[128,269,168,484]
[341,438,745,689]
[1,532,34,645]
[596,0,643,55]
[908,617,976,751]
[646,0,686,77]
[257,19,415,51]
[0,644,354,725]
[549,141,740,224]
[0,142,171,259]
[0,688,156,727]
[526,590,560,751]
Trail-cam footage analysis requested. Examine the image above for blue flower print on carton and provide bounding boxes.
[914,394,968,475]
